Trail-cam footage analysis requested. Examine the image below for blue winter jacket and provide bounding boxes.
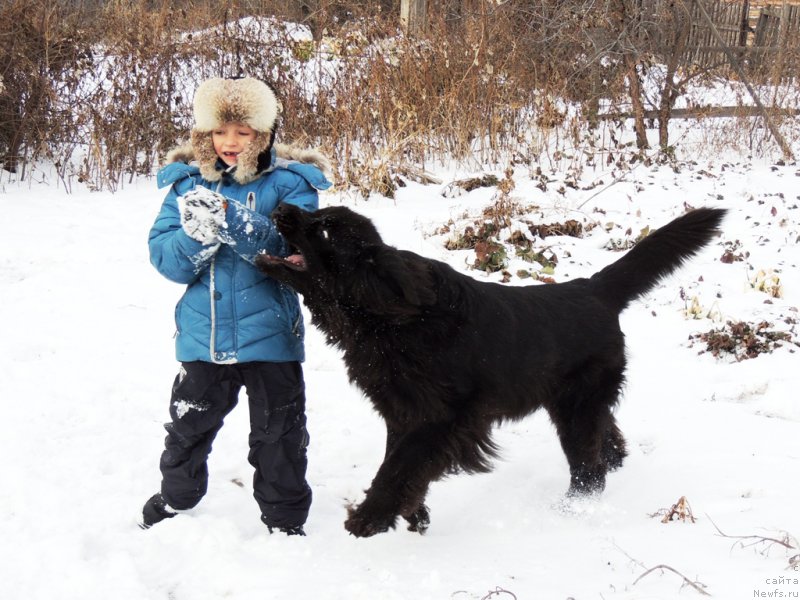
[149,147,332,364]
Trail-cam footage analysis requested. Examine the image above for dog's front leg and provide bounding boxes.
[403,503,431,533]
[345,486,402,537]
[383,424,431,534]
[345,422,453,538]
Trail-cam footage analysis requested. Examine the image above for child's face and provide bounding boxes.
[212,122,257,167]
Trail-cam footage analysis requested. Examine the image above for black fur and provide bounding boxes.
[256,205,726,537]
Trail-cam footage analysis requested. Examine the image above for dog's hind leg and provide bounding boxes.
[601,419,628,472]
[547,370,625,496]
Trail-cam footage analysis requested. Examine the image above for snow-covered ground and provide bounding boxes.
[1,151,798,599]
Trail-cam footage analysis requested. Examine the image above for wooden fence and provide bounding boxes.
[662,0,800,74]
[683,0,750,66]
[753,3,800,44]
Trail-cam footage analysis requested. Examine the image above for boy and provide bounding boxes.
[142,77,331,535]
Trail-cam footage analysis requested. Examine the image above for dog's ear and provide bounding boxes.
[345,247,437,316]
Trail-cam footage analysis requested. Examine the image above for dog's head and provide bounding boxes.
[256,204,437,318]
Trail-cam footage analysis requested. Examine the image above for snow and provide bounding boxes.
[1,152,798,599]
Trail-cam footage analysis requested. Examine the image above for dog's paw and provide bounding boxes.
[344,502,398,538]
[601,436,628,472]
[403,503,431,534]
[567,463,607,497]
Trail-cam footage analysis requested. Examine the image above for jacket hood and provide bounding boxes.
[165,142,332,176]
[162,142,333,187]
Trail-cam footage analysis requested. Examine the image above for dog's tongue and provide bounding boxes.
[285,254,305,269]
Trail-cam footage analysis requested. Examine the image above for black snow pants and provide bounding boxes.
[158,360,312,528]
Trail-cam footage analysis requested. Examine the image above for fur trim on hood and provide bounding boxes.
[189,128,273,184]
[165,142,333,181]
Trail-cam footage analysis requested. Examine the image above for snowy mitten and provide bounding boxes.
[178,187,227,245]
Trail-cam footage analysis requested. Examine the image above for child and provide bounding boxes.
[141,77,331,535]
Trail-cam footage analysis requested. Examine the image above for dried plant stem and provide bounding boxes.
[615,542,710,596]
[633,564,711,596]
[708,515,798,552]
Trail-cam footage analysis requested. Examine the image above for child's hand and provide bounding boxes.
[178,188,227,245]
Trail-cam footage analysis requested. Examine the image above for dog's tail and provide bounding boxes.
[589,207,726,313]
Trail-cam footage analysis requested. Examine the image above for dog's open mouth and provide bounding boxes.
[259,252,307,271]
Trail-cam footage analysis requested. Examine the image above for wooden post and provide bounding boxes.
[401,0,428,37]
[694,0,795,161]
[737,0,750,48]
[775,0,790,84]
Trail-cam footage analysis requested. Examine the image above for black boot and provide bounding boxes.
[140,493,178,529]
[262,514,305,536]
[268,525,306,536]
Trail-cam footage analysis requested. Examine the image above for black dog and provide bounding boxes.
[256,204,725,537]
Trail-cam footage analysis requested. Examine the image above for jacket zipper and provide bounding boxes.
[209,257,217,361]
[208,178,227,362]
[292,313,302,337]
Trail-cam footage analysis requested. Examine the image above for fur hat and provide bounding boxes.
[190,77,282,184]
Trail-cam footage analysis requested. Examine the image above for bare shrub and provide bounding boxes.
[4,1,798,191]
[74,2,198,188]
[0,0,91,176]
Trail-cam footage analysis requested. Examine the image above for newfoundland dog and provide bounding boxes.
[256,204,725,537]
